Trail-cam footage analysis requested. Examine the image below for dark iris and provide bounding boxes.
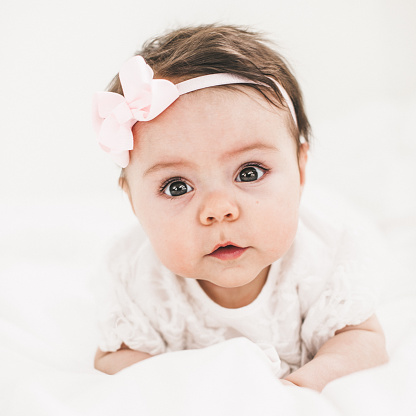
[239,167,258,182]
[168,181,188,196]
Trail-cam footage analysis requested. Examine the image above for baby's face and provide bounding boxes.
[123,87,307,292]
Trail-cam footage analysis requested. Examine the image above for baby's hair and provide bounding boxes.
[108,24,311,181]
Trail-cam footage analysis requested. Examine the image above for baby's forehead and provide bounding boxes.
[133,86,291,139]
[128,87,297,171]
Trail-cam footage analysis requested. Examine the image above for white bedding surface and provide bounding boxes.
[1,320,415,416]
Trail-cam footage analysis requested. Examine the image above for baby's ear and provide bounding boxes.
[119,176,136,214]
[298,142,309,193]
[118,175,128,192]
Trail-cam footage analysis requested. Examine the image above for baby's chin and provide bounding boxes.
[190,264,270,288]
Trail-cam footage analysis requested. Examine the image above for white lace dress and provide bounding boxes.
[94,206,376,378]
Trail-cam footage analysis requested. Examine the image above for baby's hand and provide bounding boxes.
[280,379,298,387]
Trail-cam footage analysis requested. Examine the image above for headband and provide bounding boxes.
[93,55,297,168]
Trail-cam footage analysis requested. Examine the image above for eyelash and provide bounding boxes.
[158,162,270,198]
[237,162,270,180]
[159,176,188,198]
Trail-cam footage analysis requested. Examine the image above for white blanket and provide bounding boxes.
[1,321,415,415]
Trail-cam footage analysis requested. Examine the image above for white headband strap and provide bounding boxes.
[176,73,297,126]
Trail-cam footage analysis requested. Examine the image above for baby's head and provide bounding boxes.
[94,24,311,292]
[106,24,310,156]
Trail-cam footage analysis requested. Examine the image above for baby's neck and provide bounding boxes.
[197,266,270,309]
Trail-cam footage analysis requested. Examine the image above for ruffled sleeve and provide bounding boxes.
[297,215,377,362]
[94,228,166,355]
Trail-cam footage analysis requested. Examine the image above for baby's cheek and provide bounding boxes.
[262,206,299,256]
[153,234,197,277]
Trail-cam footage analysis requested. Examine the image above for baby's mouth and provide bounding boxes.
[209,243,248,261]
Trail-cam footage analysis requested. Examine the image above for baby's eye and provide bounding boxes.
[163,180,193,197]
[235,165,266,182]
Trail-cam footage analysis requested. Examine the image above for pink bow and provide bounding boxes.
[93,56,179,167]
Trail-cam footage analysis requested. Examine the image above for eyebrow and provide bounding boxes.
[143,142,279,177]
[221,142,279,160]
[143,160,196,177]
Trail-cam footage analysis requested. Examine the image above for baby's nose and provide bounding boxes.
[199,192,239,225]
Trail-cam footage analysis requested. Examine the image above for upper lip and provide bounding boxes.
[209,241,244,254]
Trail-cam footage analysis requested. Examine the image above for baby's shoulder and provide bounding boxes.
[100,225,181,299]
[298,204,351,247]
[279,204,365,284]
[102,225,148,273]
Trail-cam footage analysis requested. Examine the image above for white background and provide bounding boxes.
[1,0,415,288]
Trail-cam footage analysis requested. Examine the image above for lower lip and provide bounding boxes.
[209,246,248,261]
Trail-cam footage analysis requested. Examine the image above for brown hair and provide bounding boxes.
[109,24,311,159]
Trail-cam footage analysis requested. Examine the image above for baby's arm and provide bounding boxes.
[283,314,388,391]
[94,343,152,375]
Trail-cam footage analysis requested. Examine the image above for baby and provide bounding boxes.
[92,24,388,391]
